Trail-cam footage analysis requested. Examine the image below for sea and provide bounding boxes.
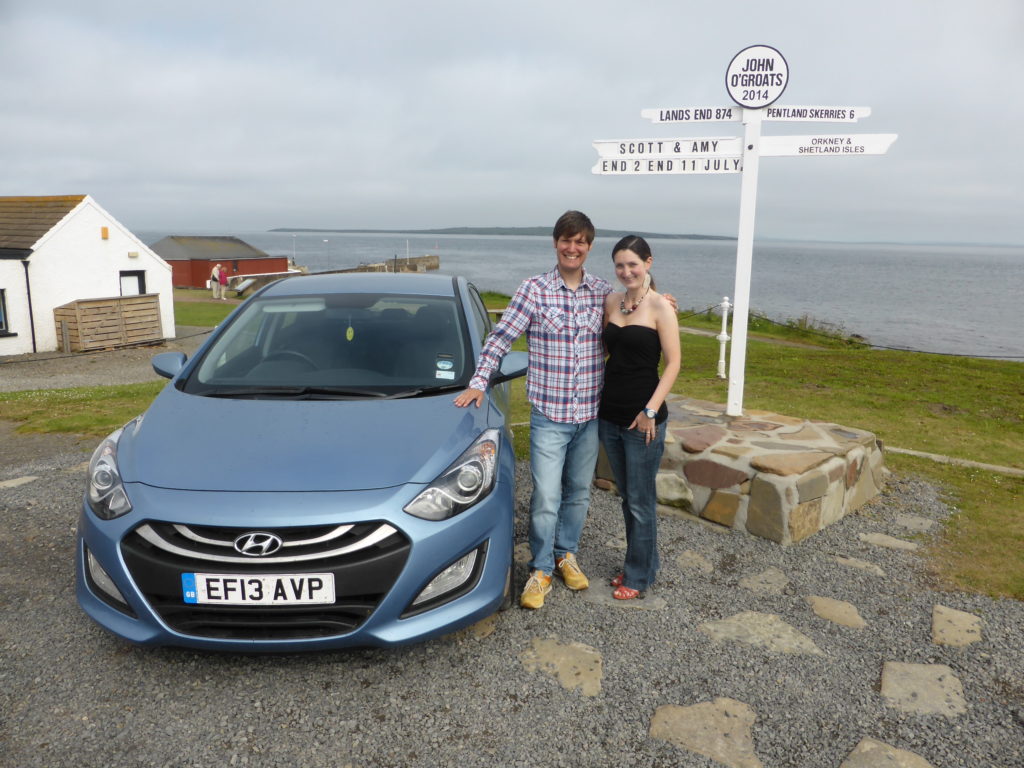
[140,230,1024,360]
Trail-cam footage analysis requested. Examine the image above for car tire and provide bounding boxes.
[498,564,514,612]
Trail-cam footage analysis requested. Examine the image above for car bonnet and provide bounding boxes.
[117,386,492,492]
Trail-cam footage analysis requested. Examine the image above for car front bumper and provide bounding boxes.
[76,471,514,652]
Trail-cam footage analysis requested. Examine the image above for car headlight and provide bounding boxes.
[404,429,500,521]
[87,426,133,520]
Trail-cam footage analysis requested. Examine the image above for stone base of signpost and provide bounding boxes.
[595,395,886,545]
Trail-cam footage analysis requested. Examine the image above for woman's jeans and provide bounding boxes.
[598,419,666,591]
[528,408,599,575]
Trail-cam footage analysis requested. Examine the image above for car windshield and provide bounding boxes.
[181,292,471,398]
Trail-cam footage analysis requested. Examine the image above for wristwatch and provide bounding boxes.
[643,408,657,420]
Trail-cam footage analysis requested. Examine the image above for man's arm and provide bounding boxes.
[454,281,534,408]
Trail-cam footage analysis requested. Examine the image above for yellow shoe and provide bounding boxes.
[555,552,589,590]
[520,570,553,609]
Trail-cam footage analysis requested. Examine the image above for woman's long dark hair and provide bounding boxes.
[611,235,655,290]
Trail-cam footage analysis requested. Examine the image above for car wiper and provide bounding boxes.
[294,386,390,399]
[386,383,467,399]
[201,386,389,399]
[202,386,308,398]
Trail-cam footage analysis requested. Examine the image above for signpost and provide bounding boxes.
[592,45,897,416]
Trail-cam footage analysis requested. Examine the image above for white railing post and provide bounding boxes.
[716,296,731,379]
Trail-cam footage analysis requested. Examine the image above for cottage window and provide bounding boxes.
[119,271,147,296]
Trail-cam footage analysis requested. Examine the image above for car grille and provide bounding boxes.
[121,521,410,641]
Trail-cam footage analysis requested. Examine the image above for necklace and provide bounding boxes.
[620,286,649,315]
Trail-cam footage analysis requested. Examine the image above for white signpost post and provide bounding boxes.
[592,45,897,417]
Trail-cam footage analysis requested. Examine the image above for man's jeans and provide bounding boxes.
[528,408,599,575]
[598,419,667,591]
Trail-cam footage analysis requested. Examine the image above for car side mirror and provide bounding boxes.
[490,351,528,385]
[152,351,187,380]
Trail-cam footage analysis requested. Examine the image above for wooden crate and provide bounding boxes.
[53,294,164,352]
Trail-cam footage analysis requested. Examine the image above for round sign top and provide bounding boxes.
[725,45,789,109]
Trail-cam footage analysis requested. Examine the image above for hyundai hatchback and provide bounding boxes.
[76,272,526,651]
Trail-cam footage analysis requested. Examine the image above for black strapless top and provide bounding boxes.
[598,323,667,427]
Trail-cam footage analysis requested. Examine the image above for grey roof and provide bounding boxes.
[150,235,274,262]
[0,195,87,255]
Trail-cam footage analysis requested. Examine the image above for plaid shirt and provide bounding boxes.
[469,267,612,423]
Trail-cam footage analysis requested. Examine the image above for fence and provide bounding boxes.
[53,294,164,352]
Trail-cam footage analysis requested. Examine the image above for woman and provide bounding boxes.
[217,263,229,299]
[598,235,680,599]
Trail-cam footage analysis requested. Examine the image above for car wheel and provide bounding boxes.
[498,564,514,612]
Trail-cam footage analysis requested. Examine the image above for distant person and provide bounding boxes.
[598,235,680,599]
[218,263,229,299]
[210,263,223,300]
[454,210,609,609]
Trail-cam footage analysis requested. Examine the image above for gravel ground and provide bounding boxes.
[1,342,1022,767]
[0,326,211,393]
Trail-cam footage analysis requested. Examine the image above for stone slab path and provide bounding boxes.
[503,467,1022,767]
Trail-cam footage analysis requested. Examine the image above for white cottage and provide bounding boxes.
[0,195,175,355]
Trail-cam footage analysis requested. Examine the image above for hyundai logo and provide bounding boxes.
[233,532,284,557]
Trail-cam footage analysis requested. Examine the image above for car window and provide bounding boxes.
[182,293,470,396]
[466,284,493,340]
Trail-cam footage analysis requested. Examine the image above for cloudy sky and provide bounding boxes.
[2,0,1021,244]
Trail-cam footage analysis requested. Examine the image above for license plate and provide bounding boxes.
[181,572,335,606]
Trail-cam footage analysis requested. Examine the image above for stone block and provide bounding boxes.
[655,471,693,511]
[684,459,750,489]
[868,444,887,488]
[712,443,752,460]
[746,475,788,543]
[932,604,983,647]
[688,485,712,518]
[748,410,804,426]
[752,440,820,452]
[796,470,829,502]
[845,448,865,488]
[659,453,686,473]
[820,479,847,527]
[673,424,727,453]
[848,453,881,512]
[830,425,876,447]
[789,498,822,543]
[751,451,832,477]
[730,419,783,432]
[778,424,828,443]
[701,490,741,528]
[881,662,967,717]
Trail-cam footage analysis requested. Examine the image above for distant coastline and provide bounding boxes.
[268,226,736,241]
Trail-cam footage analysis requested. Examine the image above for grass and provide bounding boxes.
[0,381,164,438]
[173,288,237,327]
[892,454,1024,599]
[1,292,1021,599]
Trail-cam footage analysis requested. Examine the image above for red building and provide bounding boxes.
[150,236,290,289]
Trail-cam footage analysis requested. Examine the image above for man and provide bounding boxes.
[210,263,223,300]
[454,210,610,609]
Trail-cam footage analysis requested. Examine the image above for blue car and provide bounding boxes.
[76,273,527,651]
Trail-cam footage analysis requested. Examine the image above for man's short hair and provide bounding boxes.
[553,210,595,244]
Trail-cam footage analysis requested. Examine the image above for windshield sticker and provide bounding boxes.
[436,356,454,371]
[435,370,456,380]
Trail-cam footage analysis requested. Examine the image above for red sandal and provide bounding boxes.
[610,573,624,588]
[612,585,641,600]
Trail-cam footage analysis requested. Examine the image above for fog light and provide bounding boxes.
[412,549,479,607]
[86,547,128,606]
